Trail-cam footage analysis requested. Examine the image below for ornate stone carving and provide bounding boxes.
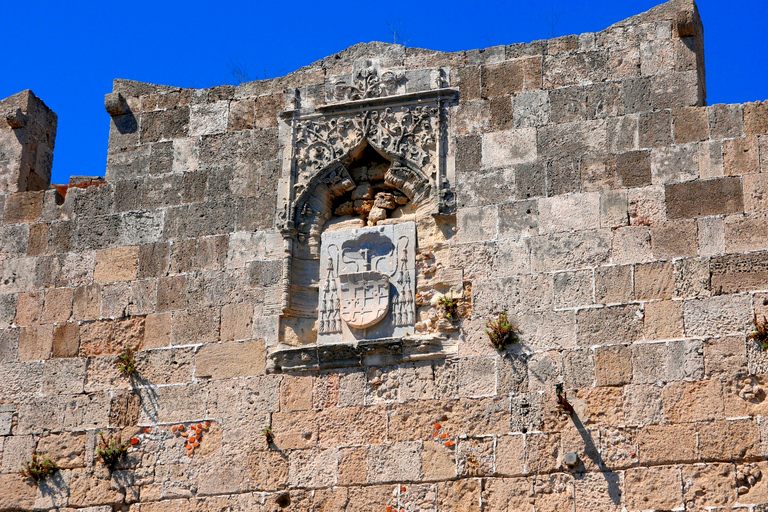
[332,61,405,102]
[294,105,438,176]
[318,223,416,343]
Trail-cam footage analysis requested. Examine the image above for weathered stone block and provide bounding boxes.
[481,128,537,169]
[699,419,760,461]
[457,206,497,243]
[196,339,265,379]
[624,466,683,511]
[724,136,759,175]
[513,90,550,128]
[644,300,684,340]
[529,229,611,272]
[498,199,538,239]
[94,246,138,283]
[637,423,697,464]
[538,192,600,234]
[666,177,744,219]
[683,294,751,338]
[553,269,594,309]
[595,265,633,305]
[611,226,652,265]
[634,260,674,300]
[661,378,723,423]
[682,463,736,510]
[672,106,708,143]
[18,324,52,361]
[744,100,768,135]
[651,219,697,258]
[4,191,44,225]
[189,101,229,136]
[577,305,643,347]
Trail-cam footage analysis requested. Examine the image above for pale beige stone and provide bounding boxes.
[37,431,86,469]
[482,477,534,512]
[289,448,338,488]
[644,300,684,340]
[682,463,736,509]
[624,466,683,511]
[538,192,600,234]
[270,410,318,450]
[637,424,697,464]
[0,473,36,510]
[337,446,368,485]
[196,339,266,380]
[661,379,724,423]
[495,434,525,476]
[220,302,253,342]
[94,246,139,283]
[279,374,312,412]
[18,324,52,361]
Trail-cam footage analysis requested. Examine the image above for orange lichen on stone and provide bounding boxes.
[130,438,139,445]
[444,441,455,447]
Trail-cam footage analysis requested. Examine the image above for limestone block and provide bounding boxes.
[627,185,665,227]
[699,419,760,461]
[455,356,497,398]
[493,434,525,477]
[497,200,538,241]
[704,335,747,379]
[0,257,37,294]
[67,467,125,507]
[576,305,643,347]
[538,192,599,234]
[725,212,768,253]
[672,106,708,143]
[4,191,44,225]
[594,265,633,305]
[594,344,632,387]
[437,478,481,512]
[598,190,628,229]
[698,139,725,179]
[0,434,34,473]
[697,216,724,257]
[611,226,652,265]
[108,390,140,427]
[708,103,744,139]
[481,128,537,169]
[635,260,675,300]
[220,302,253,342]
[171,307,219,345]
[37,431,86,469]
[661,379,724,423]
[529,229,611,272]
[743,173,768,213]
[481,57,540,97]
[367,441,422,483]
[651,219,697,259]
[553,269,593,309]
[248,450,289,492]
[637,423,696,464]
[318,404,388,447]
[0,473,36,510]
[41,287,73,324]
[399,361,438,401]
[15,290,43,326]
[683,294,752,338]
[744,100,768,136]
[562,348,595,389]
[652,144,700,185]
[270,410,318,450]
[681,463,736,510]
[573,471,622,512]
[195,339,265,379]
[644,300,684,340]
[42,357,86,395]
[135,383,207,424]
[666,176,744,220]
[456,205,497,243]
[0,328,18,363]
[623,383,663,426]
[624,466,683,511]
[482,477,534,512]
[189,101,229,136]
[514,161,546,200]
[724,136,759,176]
[513,90,550,128]
[18,324,52,361]
[94,246,138,283]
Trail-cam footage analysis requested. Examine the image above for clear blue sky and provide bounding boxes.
[2,0,766,185]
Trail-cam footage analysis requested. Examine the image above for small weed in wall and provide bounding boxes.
[263,426,275,445]
[750,315,768,351]
[19,452,58,482]
[437,295,459,321]
[486,311,519,350]
[97,431,128,469]
[115,345,137,375]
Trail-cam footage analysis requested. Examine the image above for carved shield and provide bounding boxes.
[338,271,390,328]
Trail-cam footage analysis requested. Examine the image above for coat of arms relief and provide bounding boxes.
[267,57,460,373]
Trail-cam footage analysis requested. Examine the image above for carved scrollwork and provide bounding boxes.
[333,64,405,102]
[294,105,438,176]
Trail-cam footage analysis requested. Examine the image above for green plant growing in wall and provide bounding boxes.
[96,431,128,469]
[750,315,768,351]
[115,345,137,375]
[436,294,459,321]
[486,311,519,350]
[263,426,274,445]
[19,453,58,482]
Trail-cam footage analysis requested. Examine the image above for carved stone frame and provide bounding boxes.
[268,78,458,373]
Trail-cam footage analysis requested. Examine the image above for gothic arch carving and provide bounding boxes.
[269,63,458,371]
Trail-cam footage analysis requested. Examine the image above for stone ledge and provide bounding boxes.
[267,334,458,373]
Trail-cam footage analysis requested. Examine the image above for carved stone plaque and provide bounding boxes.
[318,222,416,344]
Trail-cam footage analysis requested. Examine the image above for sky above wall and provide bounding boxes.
[2,0,766,185]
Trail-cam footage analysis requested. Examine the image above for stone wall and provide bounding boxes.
[2,0,768,510]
